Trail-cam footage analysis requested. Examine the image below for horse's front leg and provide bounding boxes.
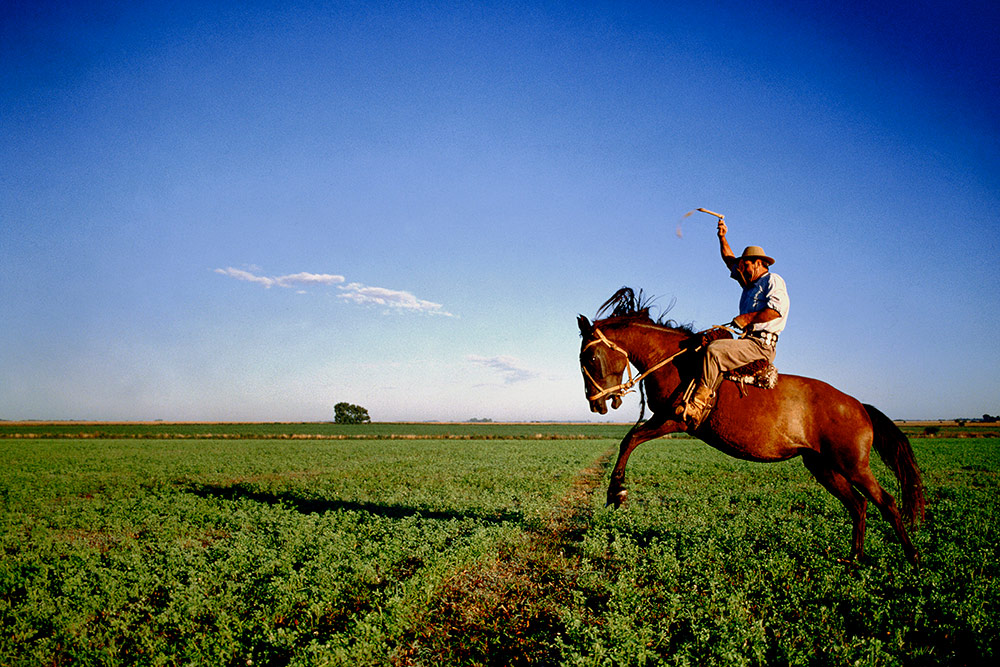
[607,414,683,507]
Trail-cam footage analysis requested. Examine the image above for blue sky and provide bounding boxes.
[2,0,998,422]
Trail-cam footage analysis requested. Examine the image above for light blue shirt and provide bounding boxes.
[739,272,788,334]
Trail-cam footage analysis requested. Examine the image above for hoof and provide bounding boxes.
[606,489,628,508]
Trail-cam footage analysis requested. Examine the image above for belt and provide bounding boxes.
[746,330,779,348]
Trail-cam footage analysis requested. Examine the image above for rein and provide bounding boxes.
[582,328,688,402]
[582,325,737,402]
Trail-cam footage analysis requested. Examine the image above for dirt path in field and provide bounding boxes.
[542,448,615,545]
[393,448,615,666]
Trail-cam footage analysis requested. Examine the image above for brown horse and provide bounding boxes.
[578,288,925,564]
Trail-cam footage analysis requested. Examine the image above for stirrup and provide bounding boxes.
[679,384,715,428]
[682,402,711,429]
[674,380,696,416]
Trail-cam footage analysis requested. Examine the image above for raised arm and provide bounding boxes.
[718,219,747,285]
[718,219,736,266]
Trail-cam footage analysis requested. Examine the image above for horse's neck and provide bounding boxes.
[607,323,684,371]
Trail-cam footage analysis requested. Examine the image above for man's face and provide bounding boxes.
[735,258,767,285]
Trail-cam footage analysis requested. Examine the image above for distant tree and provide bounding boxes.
[334,402,370,424]
[983,414,998,423]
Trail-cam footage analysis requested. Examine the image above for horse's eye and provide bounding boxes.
[593,348,610,376]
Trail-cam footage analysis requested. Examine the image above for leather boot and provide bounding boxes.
[677,381,715,429]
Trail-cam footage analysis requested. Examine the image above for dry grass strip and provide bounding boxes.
[392,449,615,666]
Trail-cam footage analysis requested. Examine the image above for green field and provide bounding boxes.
[0,422,634,440]
[1,423,997,666]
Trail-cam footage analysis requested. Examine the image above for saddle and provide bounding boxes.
[699,328,779,391]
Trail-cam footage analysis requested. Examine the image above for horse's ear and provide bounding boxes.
[577,315,592,335]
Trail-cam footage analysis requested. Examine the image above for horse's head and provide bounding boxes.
[577,315,627,414]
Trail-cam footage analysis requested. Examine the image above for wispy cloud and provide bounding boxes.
[215,267,454,316]
[467,355,539,384]
[215,267,278,288]
[275,272,346,288]
[214,267,345,289]
[337,282,455,317]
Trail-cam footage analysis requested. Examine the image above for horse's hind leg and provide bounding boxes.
[802,453,868,561]
[846,466,920,565]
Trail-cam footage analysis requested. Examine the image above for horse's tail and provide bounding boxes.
[864,404,926,526]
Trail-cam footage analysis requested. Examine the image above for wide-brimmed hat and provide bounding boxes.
[736,245,775,266]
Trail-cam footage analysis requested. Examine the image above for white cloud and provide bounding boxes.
[215,267,454,316]
[215,267,345,289]
[215,267,276,288]
[275,272,346,288]
[467,354,539,384]
[337,282,455,317]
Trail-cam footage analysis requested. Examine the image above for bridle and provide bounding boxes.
[581,324,737,402]
[581,327,689,402]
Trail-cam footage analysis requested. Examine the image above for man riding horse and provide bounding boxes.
[577,221,923,564]
[675,218,789,429]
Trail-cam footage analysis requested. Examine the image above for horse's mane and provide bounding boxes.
[595,287,695,334]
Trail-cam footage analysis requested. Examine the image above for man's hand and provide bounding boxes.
[731,313,750,330]
[717,219,728,238]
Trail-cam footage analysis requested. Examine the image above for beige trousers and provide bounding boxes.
[702,337,775,391]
